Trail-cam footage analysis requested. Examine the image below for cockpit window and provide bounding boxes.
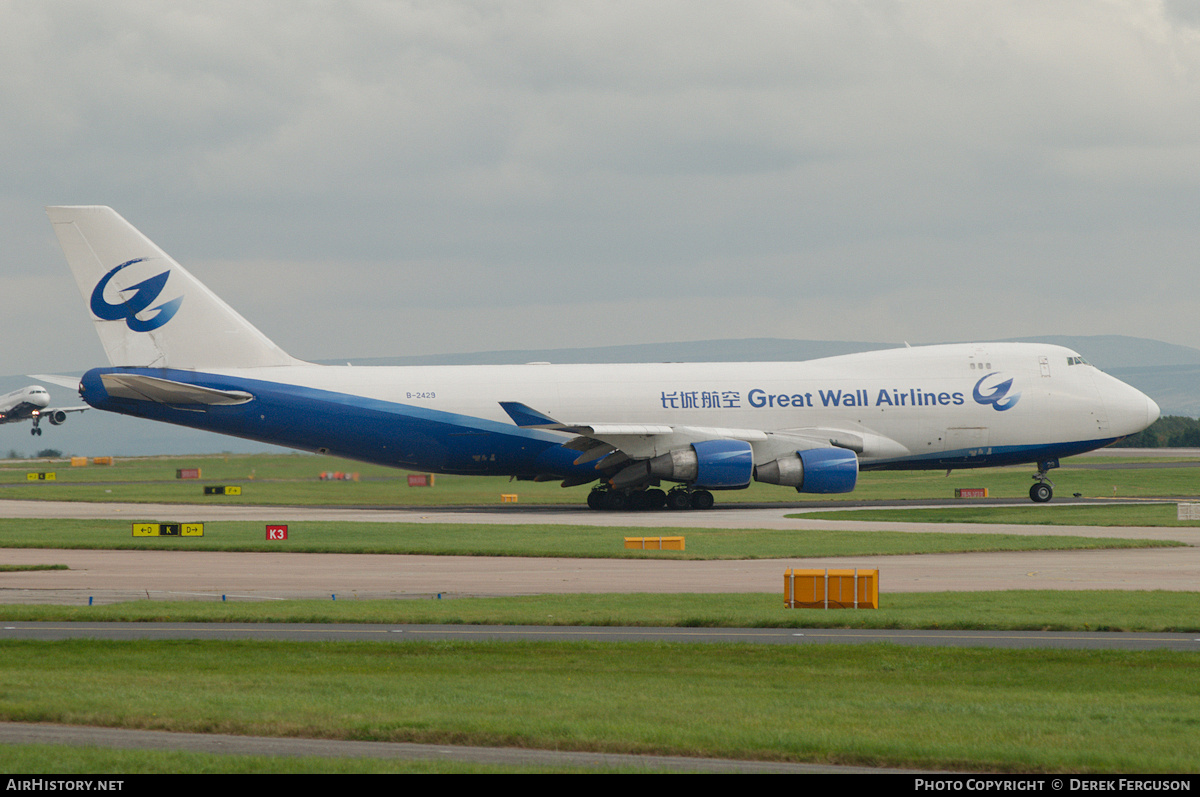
[1067,356,1089,366]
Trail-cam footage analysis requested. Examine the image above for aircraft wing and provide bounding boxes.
[499,400,888,457]
[7,403,87,433]
[499,401,901,492]
[500,401,769,462]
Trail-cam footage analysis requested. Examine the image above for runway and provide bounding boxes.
[0,499,1197,602]
[3,621,1197,651]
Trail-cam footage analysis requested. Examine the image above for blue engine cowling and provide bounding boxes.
[692,439,754,488]
[647,439,754,489]
[754,447,858,493]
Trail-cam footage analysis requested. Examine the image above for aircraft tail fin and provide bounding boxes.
[46,206,301,369]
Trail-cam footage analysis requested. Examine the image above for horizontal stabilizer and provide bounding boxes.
[100,374,254,407]
[28,374,82,390]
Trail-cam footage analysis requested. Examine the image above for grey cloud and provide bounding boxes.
[1,1,1198,374]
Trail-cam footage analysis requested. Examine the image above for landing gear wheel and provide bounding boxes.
[1029,459,1058,504]
[587,490,605,511]
[602,490,627,511]
[689,490,714,510]
[643,488,667,510]
[666,489,692,510]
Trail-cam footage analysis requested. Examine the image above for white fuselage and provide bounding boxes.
[185,341,1157,469]
[0,386,50,423]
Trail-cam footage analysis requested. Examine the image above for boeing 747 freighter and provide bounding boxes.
[46,206,1160,508]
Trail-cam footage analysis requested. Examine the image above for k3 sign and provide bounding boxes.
[266,525,289,540]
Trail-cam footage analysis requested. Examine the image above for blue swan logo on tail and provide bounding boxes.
[90,258,183,332]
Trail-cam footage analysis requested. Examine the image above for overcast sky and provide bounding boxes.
[3,1,1199,376]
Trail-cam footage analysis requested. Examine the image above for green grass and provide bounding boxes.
[3,451,1198,506]
[2,590,1199,632]
[0,518,1174,558]
[1,451,1196,772]
[791,503,1200,527]
[0,639,1195,772]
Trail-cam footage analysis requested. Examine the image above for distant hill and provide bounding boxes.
[330,338,903,367]
[5,335,1197,458]
[1008,335,1200,370]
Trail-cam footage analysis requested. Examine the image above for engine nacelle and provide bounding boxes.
[754,447,858,494]
[647,439,754,489]
[46,410,68,426]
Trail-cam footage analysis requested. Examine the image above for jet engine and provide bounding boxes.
[46,410,69,426]
[646,439,754,489]
[754,447,858,493]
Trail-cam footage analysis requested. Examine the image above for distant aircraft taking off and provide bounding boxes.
[0,385,86,435]
[47,206,1160,507]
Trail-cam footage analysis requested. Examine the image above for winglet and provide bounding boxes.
[499,402,561,428]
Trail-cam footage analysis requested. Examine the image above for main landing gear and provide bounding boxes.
[1029,459,1059,503]
[587,485,715,511]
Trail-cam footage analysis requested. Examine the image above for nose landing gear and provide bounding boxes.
[1029,459,1059,503]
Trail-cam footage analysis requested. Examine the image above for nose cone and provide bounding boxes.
[1097,372,1160,438]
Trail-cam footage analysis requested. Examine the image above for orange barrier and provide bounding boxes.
[784,568,878,609]
[624,536,685,551]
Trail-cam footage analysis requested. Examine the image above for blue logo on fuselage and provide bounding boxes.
[90,259,182,332]
[973,373,1020,411]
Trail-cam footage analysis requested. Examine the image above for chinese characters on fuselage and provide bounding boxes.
[659,387,966,410]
